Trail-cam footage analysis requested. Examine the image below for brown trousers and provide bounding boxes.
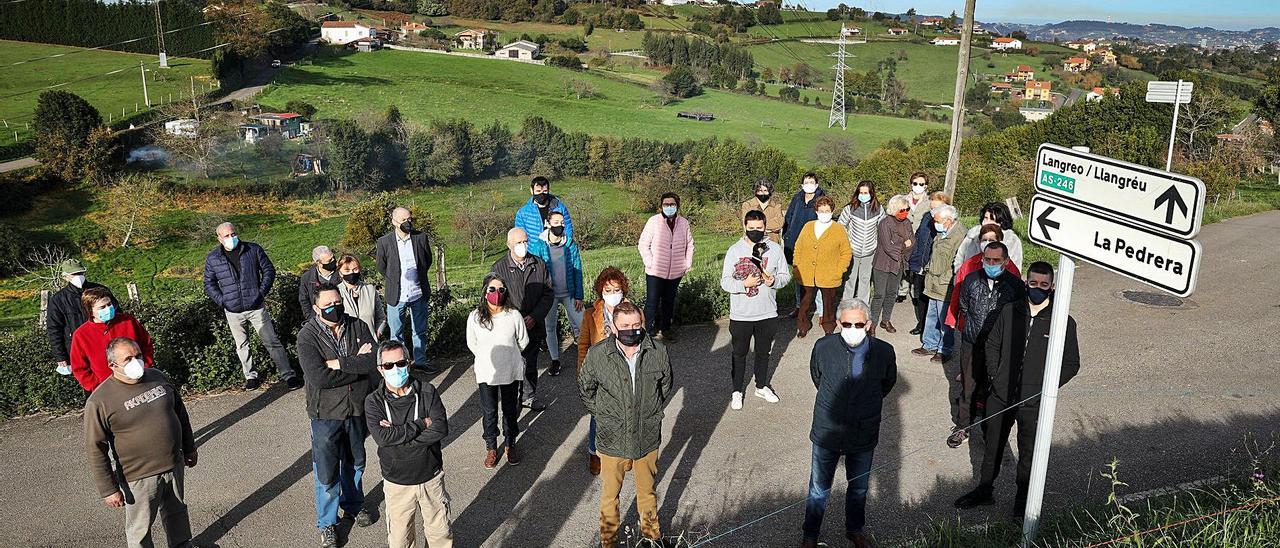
[598,449,661,547]
[797,286,838,336]
[384,473,453,548]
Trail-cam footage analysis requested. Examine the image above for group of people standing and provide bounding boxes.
[59,170,1081,548]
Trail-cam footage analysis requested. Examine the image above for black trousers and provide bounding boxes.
[478,382,520,450]
[908,271,928,330]
[729,318,779,392]
[948,338,987,428]
[979,395,1039,503]
[644,275,682,333]
[520,320,545,398]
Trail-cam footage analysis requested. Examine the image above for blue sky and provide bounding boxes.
[806,0,1280,31]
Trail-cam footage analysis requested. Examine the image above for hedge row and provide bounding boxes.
[0,270,731,418]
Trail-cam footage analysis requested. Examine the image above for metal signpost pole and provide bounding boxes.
[1165,79,1183,171]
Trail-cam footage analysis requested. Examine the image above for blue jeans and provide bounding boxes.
[311,417,367,529]
[803,444,874,540]
[922,298,954,355]
[386,296,430,367]
[587,415,597,454]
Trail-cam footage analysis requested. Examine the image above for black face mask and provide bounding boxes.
[342,272,362,285]
[756,193,771,204]
[321,260,337,272]
[616,328,645,347]
[399,221,415,234]
[746,229,765,244]
[1028,287,1052,305]
[550,225,565,237]
[319,303,345,324]
[534,193,551,206]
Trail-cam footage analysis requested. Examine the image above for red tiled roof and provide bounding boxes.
[1016,65,1033,72]
[994,37,1018,43]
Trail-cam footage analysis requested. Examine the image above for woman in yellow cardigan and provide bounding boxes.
[793,195,852,337]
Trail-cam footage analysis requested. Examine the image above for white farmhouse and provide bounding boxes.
[496,40,540,61]
[321,21,375,45]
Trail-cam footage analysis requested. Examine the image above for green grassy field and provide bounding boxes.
[258,48,943,159]
[0,40,213,147]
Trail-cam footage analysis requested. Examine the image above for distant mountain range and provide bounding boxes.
[981,20,1280,48]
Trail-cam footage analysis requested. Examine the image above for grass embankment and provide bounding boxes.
[0,40,212,147]
[257,48,943,159]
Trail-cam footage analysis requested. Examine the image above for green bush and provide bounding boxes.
[546,55,585,71]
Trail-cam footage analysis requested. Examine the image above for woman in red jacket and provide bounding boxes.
[69,286,154,391]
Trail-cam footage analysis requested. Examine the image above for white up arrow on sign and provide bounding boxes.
[1035,143,1206,238]
[1027,195,1201,297]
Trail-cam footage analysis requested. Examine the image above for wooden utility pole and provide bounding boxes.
[943,0,977,197]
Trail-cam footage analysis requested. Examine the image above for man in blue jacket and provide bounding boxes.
[203,222,299,391]
[529,211,584,377]
[514,176,574,250]
[803,298,896,548]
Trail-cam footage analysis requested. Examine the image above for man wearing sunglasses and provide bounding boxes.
[803,299,897,548]
[365,340,453,548]
[297,283,379,548]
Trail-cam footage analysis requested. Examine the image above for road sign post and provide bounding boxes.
[1146,80,1194,171]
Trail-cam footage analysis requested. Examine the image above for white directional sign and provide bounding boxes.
[1035,143,1205,238]
[1145,80,1193,104]
[1027,195,1201,297]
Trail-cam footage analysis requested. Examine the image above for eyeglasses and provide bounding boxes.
[840,321,867,329]
[486,286,508,293]
[379,360,409,370]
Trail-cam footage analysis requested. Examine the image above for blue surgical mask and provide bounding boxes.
[934,221,947,234]
[662,205,678,217]
[386,366,410,388]
[222,236,239,251]
[858,194,871,204]
[96,305,116,323]
[983,263,1004,279]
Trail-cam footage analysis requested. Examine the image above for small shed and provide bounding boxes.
[248,113,307,138]
[496,40,540,60]
[677,112,715,121]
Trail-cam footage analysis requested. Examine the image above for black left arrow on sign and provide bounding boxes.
[1154,185,1188,224]
[1036,205,1060,241]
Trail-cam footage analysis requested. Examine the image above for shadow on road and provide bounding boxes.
[193,385,290,449]
[193,452,311,546]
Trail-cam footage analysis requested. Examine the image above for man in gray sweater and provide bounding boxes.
[85,337,196,548]
[720,209,792,410]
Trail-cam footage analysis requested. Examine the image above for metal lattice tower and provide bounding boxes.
[828,32,847,130]
[154,0,169,68]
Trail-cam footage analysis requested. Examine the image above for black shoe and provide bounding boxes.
[659,330,677,343]
[548,360,562,376]
[909,326,923,335]
[244,377,263,391]
[319,525,337,548]
[946,427,969,448]
[522,398,547,411]
[955,487,996,509]
[286,376,304,390]
[353,508,374,527]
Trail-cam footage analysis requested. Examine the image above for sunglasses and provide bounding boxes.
[379,360,409,370]
[486,286,508,293]
[840,321,867,329]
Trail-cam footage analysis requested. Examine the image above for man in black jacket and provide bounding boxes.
[803,299,896,548]
[954,261,1080,514]
[364,340,452,548]
[299,245,339,321]
[947,241,1026,448]
[297,283,379,548]
[45,258,112,376]
[491,227,554,410]
[375,207,433,369]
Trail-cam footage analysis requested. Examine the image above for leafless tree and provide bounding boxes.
[21,245,71,292]
[451,191,509,262]
[152,106,236,179]
[1177,86,1231,161]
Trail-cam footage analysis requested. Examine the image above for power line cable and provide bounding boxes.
[4,13,252,67]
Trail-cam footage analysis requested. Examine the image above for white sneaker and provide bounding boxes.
[755,386,780,403]
[730,391,743,410]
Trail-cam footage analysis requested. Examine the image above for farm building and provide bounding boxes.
[991,37,1022,50]
[930,36,960,46]
[496,40,540,61]
[454,29,495,50]
[321,21,375,45]
[887,28,908,36]
[248,113,309,138]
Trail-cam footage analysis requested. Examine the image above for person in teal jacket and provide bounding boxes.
[514,176,574,249]
[529,210,584,377]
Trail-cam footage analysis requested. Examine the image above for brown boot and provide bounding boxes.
[848,531,872,548]
[589,453,601,476]
[483,449,498,469]
[881,320,897,334]
[800,539,818,548]
[867,325,877,338]
[506,444,521,466]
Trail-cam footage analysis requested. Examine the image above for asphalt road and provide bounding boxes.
[1,210,1276,548]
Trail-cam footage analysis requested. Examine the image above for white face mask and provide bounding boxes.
[68,274,86,288]
[841,325,867,346]
[513,243,528,258]
[802,182,819,194]
[816,212,833,224]
[911,184,926,194]
[602,293,624,307]
[122,358,145,380]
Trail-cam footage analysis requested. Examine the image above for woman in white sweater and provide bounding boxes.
[467,273,529,469]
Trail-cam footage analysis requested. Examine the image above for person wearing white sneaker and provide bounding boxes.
[721,209,792,410]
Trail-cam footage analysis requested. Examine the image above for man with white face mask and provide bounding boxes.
[802,299,896,548]
[492,227,554,410]
[365,341,453,548]
[46,258,113,376]
[84,337,196,548]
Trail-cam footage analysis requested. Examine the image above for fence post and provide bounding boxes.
[127,282,140,302]
[434,245,447,289]
[38,290,50,329]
